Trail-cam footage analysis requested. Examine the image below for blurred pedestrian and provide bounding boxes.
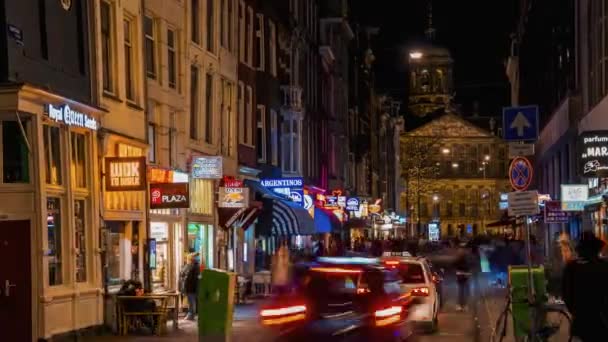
[179,254,200,320]
[549,232,575,300]
[455,246,472,311]
[271,243,291,295]
[563,231,608,341]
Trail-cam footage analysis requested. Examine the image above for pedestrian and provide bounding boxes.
[179,254,200,321]
[271,243,291,295]
[549,232,575,300]
[562,231,608,342]
[455,246,472,311]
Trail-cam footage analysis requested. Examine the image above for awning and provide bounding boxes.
[314,207,342,233]
[218,201,262,230]
[271,199,315,235]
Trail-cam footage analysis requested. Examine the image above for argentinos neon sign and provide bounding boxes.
[47,104,98,130]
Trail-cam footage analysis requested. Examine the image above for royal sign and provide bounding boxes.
[150,183,190,209]
[47,104,98,130]
[105,157,146,191]
[578,131,608,177]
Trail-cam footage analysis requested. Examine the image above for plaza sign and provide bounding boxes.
[150,183,190,209]
[105,157,146,191]
[578,131,608,177]
[46,104,98,130]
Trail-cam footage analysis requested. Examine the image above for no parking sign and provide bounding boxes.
[509,157,533,191]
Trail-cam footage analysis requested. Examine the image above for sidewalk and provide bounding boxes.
[74,302,265,342]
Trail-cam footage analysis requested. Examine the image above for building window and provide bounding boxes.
[44,125,62,185]
[228,0,234,51]
[190,65,199,140]
[47,197,63,286]
[38,0,48,60]
[246,6,253,65]
[255,14,265,70]
[144,16,156,79]
[238,1,245,62]
[2,121,29,183]
[191,0,200,44]
[70,133,87,188]
[74,199,87,283]
[206,0,215,53]
[270,109,278,165]
[281,117,301,174]
[101,1,114,92]
[169,111,177,167]
[221,80,235,156]
[148,123,156,162]
[205,73,214,144]
[268,20,277,76]
[246,85,253,145]
[257,105,266,162]
[167,29,177,89]
[124,18,135,101]
[220,0,227,48]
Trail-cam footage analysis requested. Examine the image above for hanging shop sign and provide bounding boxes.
[346,198,360,212]
[46,104,98,130]
[578,131,608,177]
[218,187,250,208]
[544,201,568,223]
[191,156,223,179]
[105,157,147,191]
[149,167,189,184]
[428,223,440,242]
[223,176,244,188]
[509,157,533,191]
[150,183,190,209]
[260,177,304,206]
[561,184,588,211]
[368,199,383,215]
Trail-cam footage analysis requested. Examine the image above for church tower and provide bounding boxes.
[408,1,454,117]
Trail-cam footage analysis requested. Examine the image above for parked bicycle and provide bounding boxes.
[491,285,572,342]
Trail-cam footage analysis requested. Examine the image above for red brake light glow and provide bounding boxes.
[310,267,362,274]
[385,260,400,266]
[374,306,403,318]
[411,287,430,296]
[260,305,307,317]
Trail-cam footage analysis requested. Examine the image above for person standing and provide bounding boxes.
[271,243,291,294]
[179,254,200,320]
[562,231,608,341]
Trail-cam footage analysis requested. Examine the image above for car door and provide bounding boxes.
[422,262,439,316]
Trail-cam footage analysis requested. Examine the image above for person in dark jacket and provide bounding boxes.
[563,231,608,342]
[179,254,200,320]
[455,246,472,311]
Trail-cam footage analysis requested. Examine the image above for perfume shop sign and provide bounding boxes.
[105,157,147,191]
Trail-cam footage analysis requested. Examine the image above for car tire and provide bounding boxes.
[428,316,439,333]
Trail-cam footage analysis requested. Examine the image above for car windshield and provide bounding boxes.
[397,263,426,284]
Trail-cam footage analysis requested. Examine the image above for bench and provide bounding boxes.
[116,295,169,336]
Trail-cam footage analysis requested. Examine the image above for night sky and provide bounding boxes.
[353,0,518,117]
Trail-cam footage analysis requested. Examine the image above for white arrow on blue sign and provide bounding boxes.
[502,106,539,141]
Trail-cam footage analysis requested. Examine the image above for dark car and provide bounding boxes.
[259,257,415,341]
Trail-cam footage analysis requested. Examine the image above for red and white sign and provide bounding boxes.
[150,183,190,209]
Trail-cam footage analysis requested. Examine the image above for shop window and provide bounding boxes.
[150,222,169,290]
[107,225,122,286]
[44,125,62,185]
[70,132,87,188]
[187,223,214,269]
[2,121,29,183]
[47,197,63,286]
[74,199,87,283]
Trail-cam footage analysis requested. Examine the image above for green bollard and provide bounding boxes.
[198,269,236,342]
[508,265,547,338]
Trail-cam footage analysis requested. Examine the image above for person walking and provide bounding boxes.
[562,231,608,342]
[179,254,200,320]
[271,243,291,295]
[455,246,472,311]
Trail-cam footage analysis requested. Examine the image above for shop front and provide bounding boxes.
[188,156,220,269]
[147,169,189,292]
[0,85,106,340]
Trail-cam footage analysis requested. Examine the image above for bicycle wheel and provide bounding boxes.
[492,307,511,342]
[539,308,572,342]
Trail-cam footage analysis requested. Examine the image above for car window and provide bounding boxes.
[383,270,402,295]
[307,272,361,296]
[397,263,426,284]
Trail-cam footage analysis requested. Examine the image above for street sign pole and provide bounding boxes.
[525,215,536,340]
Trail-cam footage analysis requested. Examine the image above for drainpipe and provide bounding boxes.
[141,0,152,293]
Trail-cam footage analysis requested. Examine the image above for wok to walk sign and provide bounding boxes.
[105,157,147,191]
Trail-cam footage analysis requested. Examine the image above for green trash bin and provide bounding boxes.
[508,265,547,338]
[198,269,236,342]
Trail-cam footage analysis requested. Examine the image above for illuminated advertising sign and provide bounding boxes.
[105,157,147,191]
[560,184,588,211]
[150,183,190,209]
[260,177,304,206]
[191,156,223,179]
[46,104,98,130]
[218,187,250,208]
[345,197,360,212]
[578,131,608,177]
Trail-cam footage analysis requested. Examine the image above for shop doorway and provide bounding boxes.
[0,220,31,342]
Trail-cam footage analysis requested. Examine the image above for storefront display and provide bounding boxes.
[187,223,214,269]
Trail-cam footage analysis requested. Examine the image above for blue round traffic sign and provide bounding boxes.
[509,157,533,191]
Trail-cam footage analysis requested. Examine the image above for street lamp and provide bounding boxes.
[484,155,491,161]
[442,148,450,155]
[432,194,439,202]
[452,162,459,168]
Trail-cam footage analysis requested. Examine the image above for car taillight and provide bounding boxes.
[411,286,430,296]
[374,306,403,327]
[260,305,307,325]
[356,287,370,295]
